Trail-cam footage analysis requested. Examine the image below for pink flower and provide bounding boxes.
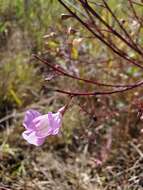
[22,109,63,146]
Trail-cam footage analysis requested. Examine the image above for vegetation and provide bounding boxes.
[0,0,143,189]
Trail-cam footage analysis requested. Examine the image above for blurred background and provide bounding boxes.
[0,0,143,189]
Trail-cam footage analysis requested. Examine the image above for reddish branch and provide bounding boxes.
[34,55,143,96]
[35,1,143,97]
[58,0,143,70]
[128,0,143,26]
[102,0,142,52]
[54,79,143,96]
[34,55,142,88]
[79,0,143,56]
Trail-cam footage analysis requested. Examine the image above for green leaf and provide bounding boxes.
[9,89,22,106]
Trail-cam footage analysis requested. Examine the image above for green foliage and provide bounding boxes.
[0,0,64,112]
[0,0,63,49]
[0,53,42,107]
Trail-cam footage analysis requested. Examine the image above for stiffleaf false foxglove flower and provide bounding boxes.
[22,109,63,146]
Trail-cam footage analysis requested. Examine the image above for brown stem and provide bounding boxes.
[79,0,143,56]
[128,0,143,26]
[34,55,143,88]
[60,95,73,115]
[54,79,143,96]
[58,0,143,70]
[102,0,142,52]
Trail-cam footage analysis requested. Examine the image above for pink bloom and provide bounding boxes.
[22,109,63,146]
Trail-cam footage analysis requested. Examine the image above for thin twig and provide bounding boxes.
[128,0,143,26]
[102,0,142,52]
[79,0,143,56]
[54,80,143,96]
[58,0,143,70]
[34,55,143,88]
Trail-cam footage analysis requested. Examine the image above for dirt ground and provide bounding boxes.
[0,119,143,190]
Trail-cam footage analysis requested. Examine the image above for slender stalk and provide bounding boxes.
[79,0,143,56]
[58,0,143,70]
[34,55,142,88]
[54,79,143,96]
[128,0,143,26]
[102,0,142,52]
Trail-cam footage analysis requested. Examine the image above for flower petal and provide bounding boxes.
[22,130,45,146]
[48,112,62,135]
[33,114,53,137]
[23,109,41,130]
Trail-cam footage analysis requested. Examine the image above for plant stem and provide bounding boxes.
[34,55,142,88]
[58,0,143,70]
[54,80,143,96]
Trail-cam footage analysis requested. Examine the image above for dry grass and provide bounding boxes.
[0,115,143,190]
